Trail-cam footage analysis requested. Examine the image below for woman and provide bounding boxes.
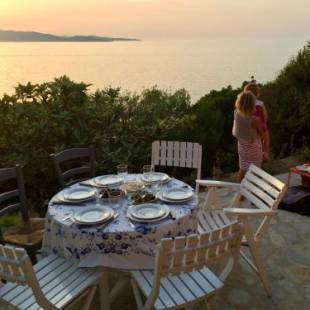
[244,82,270,160]
[232,91,265,182]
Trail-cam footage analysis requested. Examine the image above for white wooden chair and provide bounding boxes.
[0,245,109,310]
[196,164,287,297]
[130,222,243,310]
[151,141,202,192]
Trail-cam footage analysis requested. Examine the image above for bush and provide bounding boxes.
[261,41,310,156]
[0,77,192,212]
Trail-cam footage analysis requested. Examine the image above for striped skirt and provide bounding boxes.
[238,139,263,170]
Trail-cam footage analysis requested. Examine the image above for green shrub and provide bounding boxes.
[0,214,18,229]
[0,78,192,212]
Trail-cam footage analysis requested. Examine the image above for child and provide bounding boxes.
[244,82,270,160]
[232,91,265,182]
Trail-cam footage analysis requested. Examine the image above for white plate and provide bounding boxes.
[93,175,123,187]
[296,165,310,173]
[127,212,169,223]
[128,203,169,220]
[62,187,96,202]
[157,192,192,203]
[163,187,193,201]
[73,207,114,224]
[141,172,169,184]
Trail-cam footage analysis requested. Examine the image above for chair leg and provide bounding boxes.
[203,187,215,210]
[27,249,38,265]
[99,271,111,310]
[241,218,272,297]
[204,299,213,310]
[81,285,97,310]
[218,255,234,281]
[26,241,42,265]
[130,279,144,310]
[109,277,129,303]
[246,244,272,297]
[203,187,224,211]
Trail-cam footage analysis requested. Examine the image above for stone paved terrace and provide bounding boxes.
[1,172,309,310]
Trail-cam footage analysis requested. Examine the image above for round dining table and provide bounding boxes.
[42,174,199,270]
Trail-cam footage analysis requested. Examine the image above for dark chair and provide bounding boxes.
[0,165,44,264]
[50,147,96,189]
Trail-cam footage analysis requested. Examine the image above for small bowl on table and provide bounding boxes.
[131,190,156,205]
[100,188,124,205]
[121,181,145,193]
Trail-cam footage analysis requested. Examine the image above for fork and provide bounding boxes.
[61,215,73,224]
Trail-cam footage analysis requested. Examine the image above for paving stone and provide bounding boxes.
[228,288,250,305]
[275,223,300,245]
[276,210,305,223]
[285,264,310,284]
[304,285,310,301]
[287,245,310,267]
[268,228,286,247]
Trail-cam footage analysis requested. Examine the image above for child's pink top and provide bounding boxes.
[253,100,268,132]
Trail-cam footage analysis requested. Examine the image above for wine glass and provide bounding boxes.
[117,164,128,182]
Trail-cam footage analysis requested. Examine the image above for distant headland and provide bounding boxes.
[0,30,139,42]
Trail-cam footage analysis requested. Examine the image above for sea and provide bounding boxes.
[0,37,308,103]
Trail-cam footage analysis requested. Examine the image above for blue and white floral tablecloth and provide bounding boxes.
[42,175,198,270]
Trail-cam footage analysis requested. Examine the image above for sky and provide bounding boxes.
[0,0,310,39]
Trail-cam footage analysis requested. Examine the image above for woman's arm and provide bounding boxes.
[252,117,268,157]
[251,117,265,142]
[232,109,237,138]
[262,105,268,122]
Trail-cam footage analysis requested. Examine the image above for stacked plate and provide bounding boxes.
[297,164,310,173]
[57,187,96,203]
[158,187,193,203]
[141,172,169,184]
[127,203,169,223]
[72,207,114,225]
[92,175,123,187]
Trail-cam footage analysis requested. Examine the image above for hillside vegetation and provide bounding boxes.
[0,30,138,42]
[0,42,309,213]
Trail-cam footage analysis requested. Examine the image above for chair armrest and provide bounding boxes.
[224,208,276,216]
[196,180,240,189]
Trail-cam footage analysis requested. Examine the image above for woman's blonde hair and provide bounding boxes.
[235,91,255,116]
[244,82,259,97]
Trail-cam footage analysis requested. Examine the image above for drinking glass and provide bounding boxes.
[142,165,154,174]
[152,182,162,195]
[117,164,128,181]
[95,188,102,207]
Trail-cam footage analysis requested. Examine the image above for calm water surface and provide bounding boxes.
[0,38,307,103]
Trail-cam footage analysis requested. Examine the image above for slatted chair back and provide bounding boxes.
[240,164,287,211]
[0,245,29,285]
[50,147,96,189]
[151,140,202,191]
[0,165,28,223]
[0,244,55,309]
[153,222,243,289]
